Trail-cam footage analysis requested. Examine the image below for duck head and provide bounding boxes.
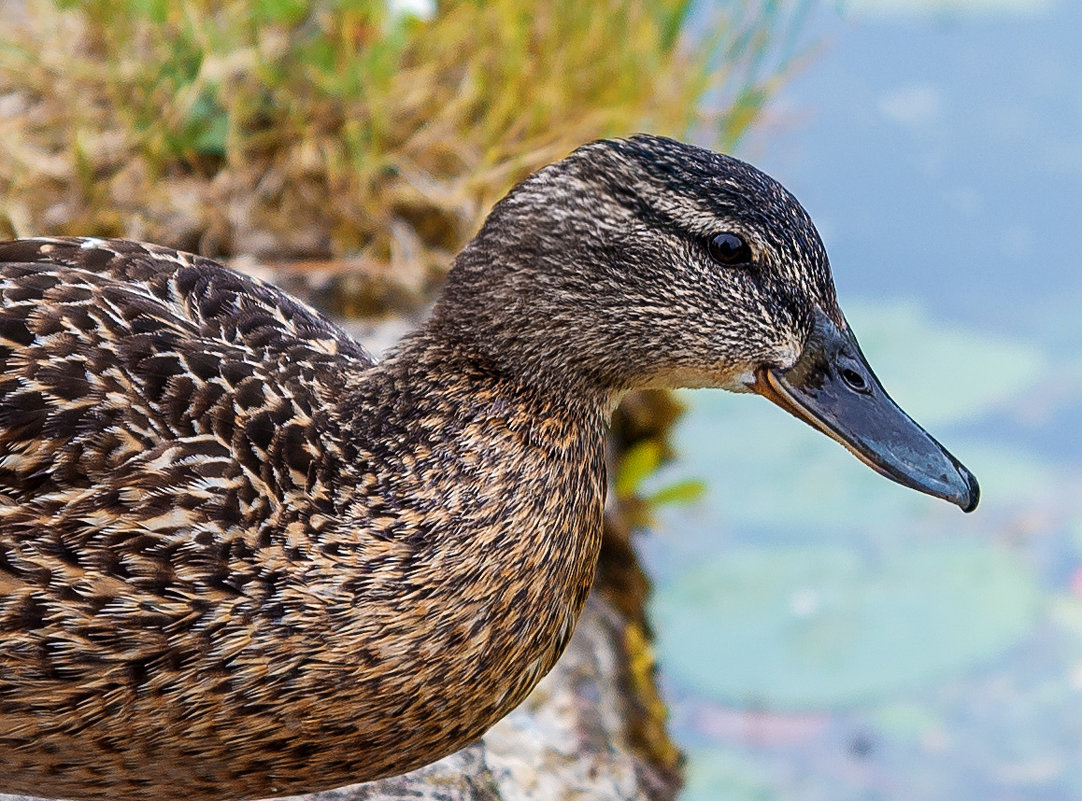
[430,135,978,512]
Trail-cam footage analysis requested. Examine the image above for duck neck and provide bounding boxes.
[376,323,622,423]
[336,324,615,544]
[420,242,642,400]
[331,327,612,715]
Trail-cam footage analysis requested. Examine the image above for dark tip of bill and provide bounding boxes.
[956,462,980,513]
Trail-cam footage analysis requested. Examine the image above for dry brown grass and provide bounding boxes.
[0,0,808,282]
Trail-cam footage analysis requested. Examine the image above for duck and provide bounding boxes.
[0,135,978,801]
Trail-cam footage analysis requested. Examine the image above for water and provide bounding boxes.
[645,2,1082,799]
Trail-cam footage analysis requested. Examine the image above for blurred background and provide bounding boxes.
[1,1,1080,799]
[646,2,1082,800]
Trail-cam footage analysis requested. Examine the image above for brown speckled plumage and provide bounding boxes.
[0,136,843,800]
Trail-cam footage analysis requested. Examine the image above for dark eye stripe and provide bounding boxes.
[707,233,752,266]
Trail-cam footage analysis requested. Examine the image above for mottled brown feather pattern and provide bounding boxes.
[0,239,607,800]
[0,136,840,801]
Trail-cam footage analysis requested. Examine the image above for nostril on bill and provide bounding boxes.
[840,366,868,393]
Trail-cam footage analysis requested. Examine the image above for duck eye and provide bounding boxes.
[707,232,752,266]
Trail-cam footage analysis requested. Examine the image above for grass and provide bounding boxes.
[0,0,812,277]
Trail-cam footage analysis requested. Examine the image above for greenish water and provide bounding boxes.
[649,2,1082,799]
[646,301,1082,800]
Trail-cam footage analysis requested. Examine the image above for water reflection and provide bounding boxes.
[651,2,1082,798]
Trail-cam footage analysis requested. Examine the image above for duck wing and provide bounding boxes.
[0,235,373,649]
[0,238,384,794]
[0,237,373,500]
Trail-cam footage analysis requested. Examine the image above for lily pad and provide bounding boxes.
[652,541,1040,709]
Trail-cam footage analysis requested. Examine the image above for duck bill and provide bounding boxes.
[751,308,979,512]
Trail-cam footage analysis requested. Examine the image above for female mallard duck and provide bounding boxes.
[0,135,977,801]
